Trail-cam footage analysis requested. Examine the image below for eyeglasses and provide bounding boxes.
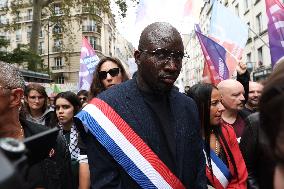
[98,68,120,80]
[139,48,185,61]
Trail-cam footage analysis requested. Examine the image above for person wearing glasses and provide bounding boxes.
[77,90,89,107]
[89,57,129,99]
[0,62,74,189]
[20,83,54,128]
[75,22,206,188]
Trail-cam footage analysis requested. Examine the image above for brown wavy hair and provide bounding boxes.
[89,57,129,99]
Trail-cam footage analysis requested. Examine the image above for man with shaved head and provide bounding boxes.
[218,79,246,140]
[76,22,206,188]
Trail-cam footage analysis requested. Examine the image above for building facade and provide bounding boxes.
[0,0,134,84]
[181,0,273,87]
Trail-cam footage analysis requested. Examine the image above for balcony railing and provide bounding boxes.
[52,46,62,52]
[52,65,65,70]
[82,25,97,32]
[38,49,44,55]
[23,15,33,21]
[82,6,101,16]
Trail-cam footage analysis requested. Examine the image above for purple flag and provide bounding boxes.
[195,25,229,82]
[265,0,284,68]
[79,37,100,91]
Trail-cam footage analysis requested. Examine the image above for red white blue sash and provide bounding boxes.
[204,149,232,189]
[76,98,185,189]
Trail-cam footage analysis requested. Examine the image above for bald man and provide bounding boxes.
[218,79,246,140]
[243,81,263,114]
[76,22,206,188]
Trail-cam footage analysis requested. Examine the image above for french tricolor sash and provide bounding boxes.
[75,98,185,189]
[204,149,232,189]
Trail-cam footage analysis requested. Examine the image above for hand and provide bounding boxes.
[236,61,247,75]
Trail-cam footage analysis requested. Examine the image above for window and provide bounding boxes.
[27,26,32,39]
[247,22,251,37]
[54,57,63,67]
[39,27,44,38]
[53,24,62,34]
[53,39,62,52]
[38,41,44,54]
[246,53,252,63]
[244,0,250,10]
[15,11,21,22]
[54,3,62,15]
[0,0,7,8]
[235,4,239,16]
[88,36,96,49]
[56,76,64,84]
[0,14,7,24]
[256,13,263,33]
[16,28,21,41]
[82,19,96,32]
[257,47,263,65]
[27,9,33,20]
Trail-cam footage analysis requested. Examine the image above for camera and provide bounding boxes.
[0,138,27,189]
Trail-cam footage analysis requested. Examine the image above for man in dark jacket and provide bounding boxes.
[0,61,74,189]
[76,22,206,188]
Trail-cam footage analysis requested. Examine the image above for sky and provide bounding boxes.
[111,0,204,49]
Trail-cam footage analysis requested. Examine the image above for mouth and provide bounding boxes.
[160,76,177,84]
[107,84,115,88]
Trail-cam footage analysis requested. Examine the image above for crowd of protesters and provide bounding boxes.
[0,22,284,189]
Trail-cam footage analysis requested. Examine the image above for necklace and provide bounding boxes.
[19,124,24,138]
[215,134,220,155]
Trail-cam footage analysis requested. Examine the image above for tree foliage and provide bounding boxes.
[0,38,42,71]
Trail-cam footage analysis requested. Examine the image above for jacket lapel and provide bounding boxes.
[169,90,184,178]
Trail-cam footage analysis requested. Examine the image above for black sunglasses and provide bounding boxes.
[139,48,185,61]
[98,67,120,80]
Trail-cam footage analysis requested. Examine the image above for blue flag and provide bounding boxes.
[195,25,229,81]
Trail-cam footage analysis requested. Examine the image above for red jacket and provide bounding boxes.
[207,124,248,189]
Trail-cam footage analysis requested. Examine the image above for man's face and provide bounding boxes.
[221,83,245,111]
[247,82,263,108]
[135,33,184,93]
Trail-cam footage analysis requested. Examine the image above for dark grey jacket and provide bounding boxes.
[79,79,206,189]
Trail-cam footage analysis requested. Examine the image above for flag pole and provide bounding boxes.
[248,26,270,48]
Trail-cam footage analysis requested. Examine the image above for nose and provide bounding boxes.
[240,94,245,101]
[58,107,64,114]
[105,73,113,81]
[218,102,225,112]
[164,58,180,72]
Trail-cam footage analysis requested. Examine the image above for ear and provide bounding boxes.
[134,50,141,66]
[9,88,24,108]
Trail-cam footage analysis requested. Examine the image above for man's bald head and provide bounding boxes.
[217,79,245,111]
[218,79,243,94]
[138,22,183,51]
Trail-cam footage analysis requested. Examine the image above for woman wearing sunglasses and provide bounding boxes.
[89,57,129,99]
[78,57,129,189]
[188,83,247,189]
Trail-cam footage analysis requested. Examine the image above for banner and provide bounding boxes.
[195,25,229,85]
[78,37,100,91]
[209,1,248,76]
[265,0,284,68]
